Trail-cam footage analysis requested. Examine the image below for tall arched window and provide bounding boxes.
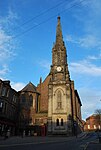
[21,94,26,103]
[29,95,33,106]
[57,90,62,109]
[56,118,59,126]
[61,118,63,126]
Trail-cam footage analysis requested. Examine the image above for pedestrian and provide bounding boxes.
[22,130,25,138]
[6,129,10,138]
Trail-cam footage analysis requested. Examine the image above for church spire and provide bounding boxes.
[52,16,67,66]
[51,16,70,81]
[56,16,63,44]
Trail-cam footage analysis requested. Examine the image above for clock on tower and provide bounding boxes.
[57,66,62,72]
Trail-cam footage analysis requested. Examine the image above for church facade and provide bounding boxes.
[48,16,81,135]
[19,17,83,136]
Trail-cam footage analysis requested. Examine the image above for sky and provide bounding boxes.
[0,0,101,120]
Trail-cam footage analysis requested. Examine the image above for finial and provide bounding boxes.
[57,16,60,20]
[56,15,62,39]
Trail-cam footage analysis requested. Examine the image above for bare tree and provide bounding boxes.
[95,109,101,126]
[95,109,101,115]
[95,109,101,143]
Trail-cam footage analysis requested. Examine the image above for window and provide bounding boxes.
[6,89,9,97]
[21,94,26,103]
[35,118,40,124]
[36,94,39,113]
[4,103,7,114]
[56,119,59,126]
[1,87,7,96]
[57,102,62,109]
[29,118,32,124]
[88,125,90,129]
[13,95,17,103]
[61,118,63,126]
[94,125,96,129]
[29,95,33,106]
[57,91,62,109]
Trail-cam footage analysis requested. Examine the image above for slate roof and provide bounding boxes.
[21,82,37,93]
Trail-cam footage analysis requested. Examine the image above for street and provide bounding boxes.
[0,139,84,150]
[0,140,79,150]
[0,132,101,150]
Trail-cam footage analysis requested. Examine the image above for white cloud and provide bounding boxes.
[0,65,9,77]
[66,34,101,50]
[66,0,101,50]
[70,60,101,76]
[79,88,101,120]
[87,55,101,61]
[82,101,100,120]
[38,60,51,70]
[79,35,101,49]
[0,28,16,63]
[0,8,18,30]
[11,82,26,91]
[0,9,18,78]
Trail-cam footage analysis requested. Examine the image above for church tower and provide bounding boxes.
[48,16,74,135]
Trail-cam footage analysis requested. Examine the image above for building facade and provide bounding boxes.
[19,16,82,136]
[84,114,101,132]
[47,16,82,135]
[0,80,19,136]
[0,16,82,136]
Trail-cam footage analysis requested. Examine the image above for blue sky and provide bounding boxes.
[0,0,101,120]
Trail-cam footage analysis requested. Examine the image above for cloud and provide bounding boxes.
[82,101,100,120]
[0,28,16,63]
[0,8,18,30]
[66,0,101,50]
[0,65,9,77]
[0,9,18,78]
[87,54,101,61]
[66,34,101,50]
[11,82,26,91]
[38,60,51,70]
[79,35,101,49]
[70,60,101,76]
[79,88,101,120]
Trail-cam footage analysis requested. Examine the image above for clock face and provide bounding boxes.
[57,66,62,72]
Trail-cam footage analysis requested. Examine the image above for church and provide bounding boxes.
[19,16,83,136]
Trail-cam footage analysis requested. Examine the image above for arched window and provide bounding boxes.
[57,90,62,109]
[21,94,26,103]
[61,118,63,126]
[56,118,59,126]
[29,94,33,106]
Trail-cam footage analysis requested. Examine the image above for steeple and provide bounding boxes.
[52,16,67,66]
[56,16,63,44]
[51,16,70,81]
